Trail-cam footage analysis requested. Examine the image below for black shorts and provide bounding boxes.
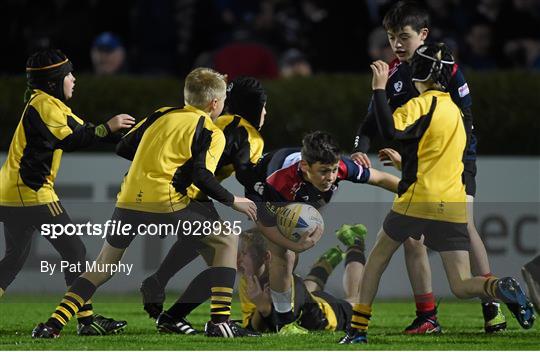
[106,200,221,249]
[462,159,477,197]
[383,211,470,252]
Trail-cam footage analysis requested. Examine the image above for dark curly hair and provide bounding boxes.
[301,131,341,165]
[383,0,430,33]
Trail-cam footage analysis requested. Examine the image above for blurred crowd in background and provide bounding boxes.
[3,0,540,79]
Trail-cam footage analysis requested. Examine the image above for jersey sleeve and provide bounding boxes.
[28,100,107,152]
[338,157,370,183]
[30,98,74,141]
[116,118,148,160]
[448,65,472,109]
[258,181,288,227]
[190,119,235,205]
[233,126,265,189]
[448,66,476,159]
[352,109,378,153]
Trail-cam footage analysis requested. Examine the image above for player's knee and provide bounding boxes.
[403,238,425,255]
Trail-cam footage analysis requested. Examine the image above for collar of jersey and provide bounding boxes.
[183,105,210,118]
[32,89,70,110]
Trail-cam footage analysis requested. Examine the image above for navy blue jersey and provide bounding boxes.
[355,58,476,160]
[258,149,370,226]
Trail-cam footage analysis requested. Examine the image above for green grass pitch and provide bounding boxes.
[1,294,538,350]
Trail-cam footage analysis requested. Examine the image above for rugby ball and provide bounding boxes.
[276,203,324,242]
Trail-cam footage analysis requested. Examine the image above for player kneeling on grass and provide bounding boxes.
[0,49,133,336]
[31,67,259,339]
[339,43,536,344]
[237,225,367,333]
[256,132,400,332]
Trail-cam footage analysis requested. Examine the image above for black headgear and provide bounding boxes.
[225,76,267,129]
[25,49,73,102]
[411,43,454,91]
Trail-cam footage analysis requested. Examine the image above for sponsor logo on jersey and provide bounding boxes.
[458,83,470,97]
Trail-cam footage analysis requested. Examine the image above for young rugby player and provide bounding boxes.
[256,133,400,331]
[31,68,259,338]
[237,226,366,333]
[340,43,535,344]
[139,76,267,334]
[0,49,133,335]
[351,0,506,333]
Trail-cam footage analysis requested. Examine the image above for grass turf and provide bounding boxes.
[0,294,538,350]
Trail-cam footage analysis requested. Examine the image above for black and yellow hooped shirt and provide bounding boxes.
[0,89,98,206]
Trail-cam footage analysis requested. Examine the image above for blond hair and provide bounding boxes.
[184,67,227,109]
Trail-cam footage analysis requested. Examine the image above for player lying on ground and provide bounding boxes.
[255,132,400,332]
[137,77,268,335]
[0,49,134,335]
[31,67,259,338]
[351,0,506,334]
[237,225,367,333]
[339,43,535,345]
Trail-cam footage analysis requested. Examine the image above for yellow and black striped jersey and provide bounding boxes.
[116,105,229,213]
[188,114,264,200]
[380,90,467,222]
[0,89,109,206]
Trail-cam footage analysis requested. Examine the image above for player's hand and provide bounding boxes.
[293,225,323,253]
[106,114,136,133]
[232,196,257,221]
[247,275,272,315]
[370,60,389,90]
[378,148,402,170]
[350,152,372,168]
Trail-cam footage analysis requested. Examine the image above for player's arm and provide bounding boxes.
[369,60,400,140]
[116,117,149,160]
[352,109,378,154]
[338,156,398,193]
[370,61,428,142]
[191,124,235,205]
[56,114,134,152]
[366,168,399,193]
[232,127,264,189]
[256,185,321,252]
[257,222,309,253]
[351,107,378,168]
[191,120,257,220]
[448,67,475,156]
[240,275,272,332]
